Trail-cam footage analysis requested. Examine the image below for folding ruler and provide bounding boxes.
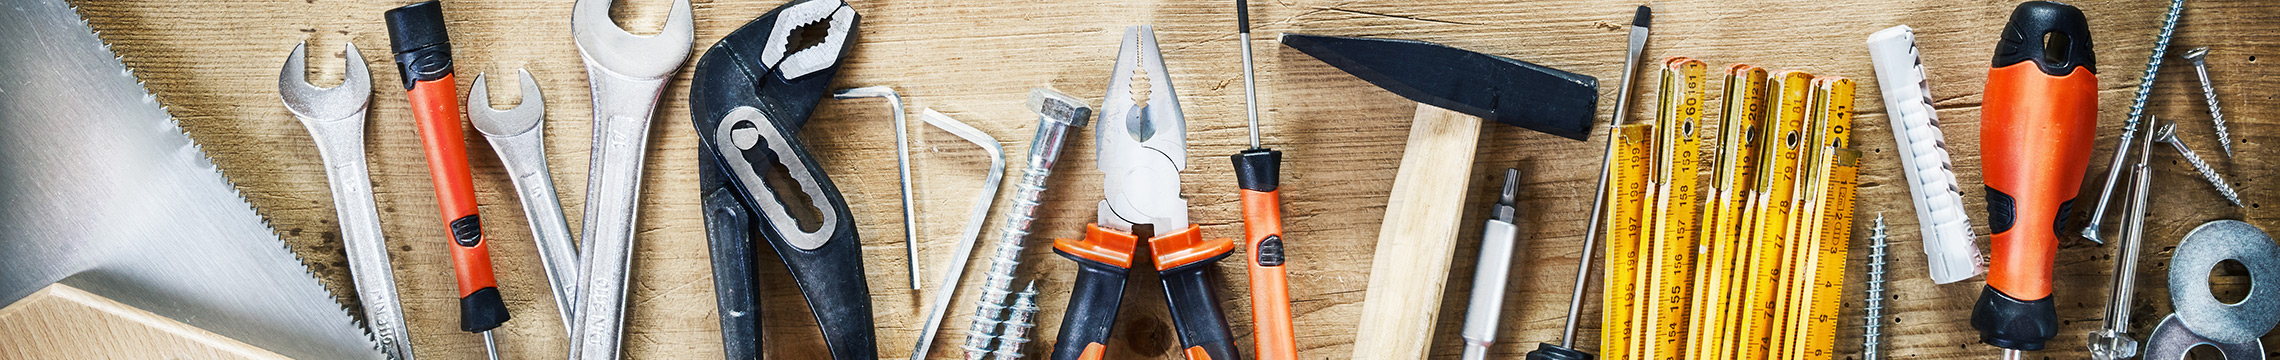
[1687,64,1769,360]
[1641,57,1709,359]
[1599,122,1654,360]
[1774,77,1858,360]
[1729,70,1814,360]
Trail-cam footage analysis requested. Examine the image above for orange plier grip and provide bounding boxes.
[1052,224,1240,360]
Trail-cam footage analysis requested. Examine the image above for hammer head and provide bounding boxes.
[1282,33,1599,140]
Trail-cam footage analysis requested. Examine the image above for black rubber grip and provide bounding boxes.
[1232,148,1282,192]
[1985,186,2015,235]
[1525,343,1594,360]
[448,215,482,247]
[1050,253,1132,360]
[1160,256,1241,360]
[457,286,510,332]
[1970,285,2058,351]
[700,177,763,360]
[1991,1,2096,76]
[384,1,452,89]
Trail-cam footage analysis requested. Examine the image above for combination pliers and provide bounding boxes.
[1051,26,1243,360]
[688,0,872,359]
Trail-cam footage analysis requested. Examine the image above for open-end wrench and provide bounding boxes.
[280,41,415,360]
[469,69,580,338]
[569,0,693,358]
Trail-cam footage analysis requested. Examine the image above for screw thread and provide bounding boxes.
[1864,215,1888,360]
[2164,134,2244,207]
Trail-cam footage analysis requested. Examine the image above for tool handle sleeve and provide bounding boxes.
[1233,149,1296,359]
[1972,1,2097,351]
[1162,260,1242,360]
[1050,251,1131,360]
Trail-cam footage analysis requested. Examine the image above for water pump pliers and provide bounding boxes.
[688,0,872,359]
[1051,26,1244,360]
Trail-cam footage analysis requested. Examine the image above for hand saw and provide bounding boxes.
[0,1,379,359]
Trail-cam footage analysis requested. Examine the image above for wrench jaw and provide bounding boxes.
[279,42,371,123]
[689,3,874,358]
[570,0,694,81]
[468,69,546,138]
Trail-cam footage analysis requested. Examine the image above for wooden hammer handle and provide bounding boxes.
[1352,104,1484,359]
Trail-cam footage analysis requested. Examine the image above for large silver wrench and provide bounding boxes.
[570,0,693,359]
[468,70,580,339]
[279,42,415,360]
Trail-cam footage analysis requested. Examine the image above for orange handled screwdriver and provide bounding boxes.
[1230,0,1296,358]
[386,3,509,358]
[1973,2,2097,357]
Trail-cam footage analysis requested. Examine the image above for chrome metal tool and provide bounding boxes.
[2088,117,2157,360]
[1459,168,1525,360]
[569,0,693,357]
[963,88,1092,360]
[1542,6,1649,360]
[692,1,873,359]
[833,86,924,290]
[281,42,415,360]
[469,69,581,337]
[909,108,1008,360]
[2082,0,2185,244]
[0,0,379,357]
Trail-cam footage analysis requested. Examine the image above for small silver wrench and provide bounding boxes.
[279,42,415,360]
[570,0,693,359]
[469,69,580,338]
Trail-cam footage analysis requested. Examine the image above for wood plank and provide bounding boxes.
[52,0,2280,358]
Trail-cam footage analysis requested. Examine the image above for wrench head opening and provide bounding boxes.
[468,69,546,137]
[278,42,370,122]
[571,0,694,79]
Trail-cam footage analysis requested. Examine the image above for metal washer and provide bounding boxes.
[2141,313,2263,359]
[2169,220,2280,344]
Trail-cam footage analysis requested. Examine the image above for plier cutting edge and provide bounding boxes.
[689,0,873,359]
[1051,26,1243,360]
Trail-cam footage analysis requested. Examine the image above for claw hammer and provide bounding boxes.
[1281,34,1599,359]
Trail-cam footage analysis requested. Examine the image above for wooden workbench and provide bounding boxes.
[70,0,2280,358]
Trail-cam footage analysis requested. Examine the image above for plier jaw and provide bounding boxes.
[689,1,874,359]
[1097,25,1191,234]
[1050,26,1242,360]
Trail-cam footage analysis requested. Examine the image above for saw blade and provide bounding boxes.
[0,1,381,359]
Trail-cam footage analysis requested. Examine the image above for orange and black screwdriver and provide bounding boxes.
[1973,2,2097,358]
[1230,0,1296,358]
[386,2,509,358]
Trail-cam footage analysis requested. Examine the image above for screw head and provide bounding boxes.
[2182,47,2210,62]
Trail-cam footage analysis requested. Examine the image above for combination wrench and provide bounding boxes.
[469,69,581,337]
[569,0,693,358]
[279,42,416,360]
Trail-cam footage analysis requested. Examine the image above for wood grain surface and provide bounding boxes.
[63,0,2280,358]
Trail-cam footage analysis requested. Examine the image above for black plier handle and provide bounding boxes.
[1052,224,1240,360]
